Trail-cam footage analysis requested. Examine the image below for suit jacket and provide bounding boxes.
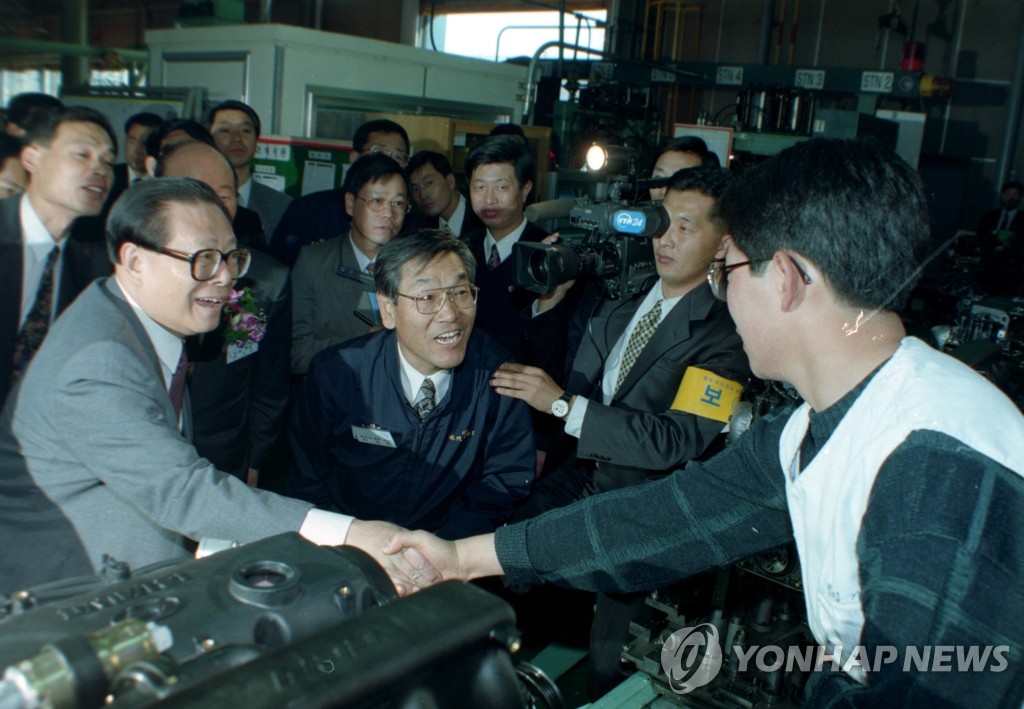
[415,195,485,240]
[233,204,267,252]
[0,278,313,592]
[291,234,376,374]
[543,282,751,493]
[269,188,349,267]
[466,221,548,361]
[975,208,1024,296]
[0,196,110,409]
[247,181,292,243]
[188,251,291,479]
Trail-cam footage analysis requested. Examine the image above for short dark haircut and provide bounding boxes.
[657,136,719,168]
[464,135,534,188]
[107,177,230,264]
[23,106,118,155]
[353,119,410,154]
[153,140,236,188]
[374,229,477,301]
[7,93,63,129]
[405,150,453,178]
[206,100,261,138]
[0,133,23,163]
[665,166,732,226]
[145,118,214,159]
[1001,180,1024,194]
[342,152,409,198]
[489,123,526,142]
[124,112,163,135]
[718,138,930,312]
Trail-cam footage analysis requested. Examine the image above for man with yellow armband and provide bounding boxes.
[488,165,750,697]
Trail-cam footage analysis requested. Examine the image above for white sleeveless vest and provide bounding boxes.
[780,337,1024,684]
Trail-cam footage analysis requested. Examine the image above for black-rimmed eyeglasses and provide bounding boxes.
[140,244,252,281]
[706,256,812,301]
[397,285,479,314]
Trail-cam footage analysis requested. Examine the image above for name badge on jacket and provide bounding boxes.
[352,425,397,448]
[226,340,259,364]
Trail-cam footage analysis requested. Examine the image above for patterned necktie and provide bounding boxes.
[414,378,436,420]
[169,347,189,424]
[12,246,60,380]
[615,300,662,393]
[365,261,375,275]
[487,243,501,270]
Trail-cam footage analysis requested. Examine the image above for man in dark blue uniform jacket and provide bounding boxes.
[288,230,535,539]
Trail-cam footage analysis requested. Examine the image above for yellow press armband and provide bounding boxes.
[670,367,744,423]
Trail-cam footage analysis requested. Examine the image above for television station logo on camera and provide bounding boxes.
[612,208,651,235]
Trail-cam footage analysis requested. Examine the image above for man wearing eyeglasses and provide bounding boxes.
[288,230,535,540]
[489,165,750,697]
[269,118,412,267]
[0,178,433,594]
[291,152,409,375]
[388,139,1024,706]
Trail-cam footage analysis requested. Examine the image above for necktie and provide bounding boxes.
[615,300,662,393]
[12,246,60,379]
[169,347,189,424]
[365,261,375,275]
[414,378,436,420]
[487,243,501,270]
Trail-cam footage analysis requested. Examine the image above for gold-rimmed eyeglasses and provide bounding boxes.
[397,285,479,314]
[139,244,252,281]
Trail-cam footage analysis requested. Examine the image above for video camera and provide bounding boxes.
[514,199,667,300]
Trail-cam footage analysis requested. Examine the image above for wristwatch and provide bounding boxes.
[550,392,573,418]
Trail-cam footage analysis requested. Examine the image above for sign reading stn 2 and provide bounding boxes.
[860,71,894,93]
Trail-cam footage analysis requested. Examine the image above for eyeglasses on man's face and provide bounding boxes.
[367,144,409,166]
[140,243,252,281]
[356,195,411,215]
[397,285,479,314]
[706,255,812,301]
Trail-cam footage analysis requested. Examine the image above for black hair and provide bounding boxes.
[657,136,719,168]
[106,176,230,265]
[206,100,262,138]
[144,118,214,159]
[374,229,477,301]
[22,105,118,155]
[0,133,22,163]
[718,138,930,312]
[405,150,454,178]
[489,123,527,142]
[342,152,409,198]
[1001,180,1024,193]
[665,166,732,225]
[124,112,163,134]
[353,119,410,154]
[464,135,534,188]
[7,93,64,129]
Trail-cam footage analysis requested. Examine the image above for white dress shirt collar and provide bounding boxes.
[114,277,184,390]
[483,215,528,265]
[395,340,452,406]
[237,177,253,209]
[440,193,467,235]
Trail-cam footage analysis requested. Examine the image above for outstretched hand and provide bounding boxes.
[491,362,564,414]
[382,530,504,586]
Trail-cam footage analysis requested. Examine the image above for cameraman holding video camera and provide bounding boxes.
[490,165,751,697]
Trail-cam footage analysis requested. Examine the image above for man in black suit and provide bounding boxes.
[157,140,291,489]
[207,100,293,242]
[270,118,411,266]
[406,150,483,240]
[0,105,116,409]
[463,136,548,362]
[975,179,1024,295]
[116,112,163,195]
[490,166,751,698]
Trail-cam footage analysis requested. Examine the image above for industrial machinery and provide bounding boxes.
[0,534,559,709]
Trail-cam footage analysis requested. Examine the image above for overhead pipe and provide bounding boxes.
[1,38,148,64]
[756,0,775,65]
[60,0,90,88]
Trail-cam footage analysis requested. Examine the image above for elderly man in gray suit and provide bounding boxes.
[0,177,435,595]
